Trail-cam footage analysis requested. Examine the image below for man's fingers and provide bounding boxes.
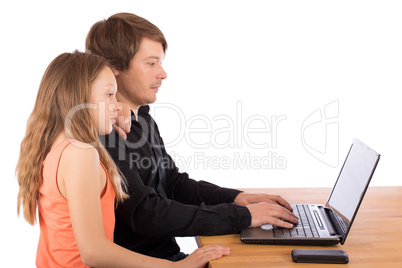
[124,118,131,133]
[248,202,298,227]
[115,102,132,134]
[113,124,127,140]
[277,198,293,211]
[266,195,293,211]
[269,204,298,224]
[270,217,295,229]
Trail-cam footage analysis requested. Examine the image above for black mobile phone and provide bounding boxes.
[291,249,349,264]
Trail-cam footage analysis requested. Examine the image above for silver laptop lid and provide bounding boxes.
[326,139,380,243]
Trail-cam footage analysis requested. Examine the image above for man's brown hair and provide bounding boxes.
[86,13,167,71]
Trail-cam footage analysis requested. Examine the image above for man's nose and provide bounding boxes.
[158,65,167,80]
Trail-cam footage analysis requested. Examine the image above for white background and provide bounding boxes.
[1,0,401,266]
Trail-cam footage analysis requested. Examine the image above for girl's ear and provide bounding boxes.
[113,69,119,76]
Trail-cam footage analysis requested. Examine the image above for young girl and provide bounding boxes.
[16,51,229,268]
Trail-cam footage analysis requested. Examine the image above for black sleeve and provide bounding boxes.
[163,153,242,206]
[107,133,251,238]
[152,122,244,206]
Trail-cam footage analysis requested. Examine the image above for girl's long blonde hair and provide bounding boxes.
[16,51,127,225]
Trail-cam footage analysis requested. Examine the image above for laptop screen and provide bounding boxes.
[327,139,380,228]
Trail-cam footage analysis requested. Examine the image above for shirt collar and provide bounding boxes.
[131,105,150,122]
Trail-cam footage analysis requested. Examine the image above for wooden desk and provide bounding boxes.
[197,187,402,267]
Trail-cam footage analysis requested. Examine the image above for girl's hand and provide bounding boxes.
[177,245,230,268]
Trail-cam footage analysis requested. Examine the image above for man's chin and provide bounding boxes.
[147,97,157,104]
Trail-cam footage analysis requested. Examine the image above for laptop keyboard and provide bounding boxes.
[273,204,320,238]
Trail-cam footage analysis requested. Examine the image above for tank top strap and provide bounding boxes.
[43,139,78,165]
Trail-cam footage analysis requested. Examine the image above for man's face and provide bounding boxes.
[115,37,167,109]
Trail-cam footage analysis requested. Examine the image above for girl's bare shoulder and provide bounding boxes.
[61,141,100,170]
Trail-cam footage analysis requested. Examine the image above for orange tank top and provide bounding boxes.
[36,140,115,268]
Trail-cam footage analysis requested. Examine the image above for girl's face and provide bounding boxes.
[89,67,121,135]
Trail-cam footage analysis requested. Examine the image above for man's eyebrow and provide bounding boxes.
[143,56,160,60]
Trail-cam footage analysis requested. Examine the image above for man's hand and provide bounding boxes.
[234,192,293,211]
[234,192,298,228]
[246,202,298,228]
[113,102,132,140]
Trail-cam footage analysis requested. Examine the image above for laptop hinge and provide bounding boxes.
[324,207,345,242]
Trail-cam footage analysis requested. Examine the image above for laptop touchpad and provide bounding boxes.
[261,224,274,230]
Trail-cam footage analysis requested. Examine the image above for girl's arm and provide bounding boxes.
[59,143,229,268]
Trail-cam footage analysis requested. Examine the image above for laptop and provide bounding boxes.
[240,138,380,246]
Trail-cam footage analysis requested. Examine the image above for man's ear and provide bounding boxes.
[113,69,120,76]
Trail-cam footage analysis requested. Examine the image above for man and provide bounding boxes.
[86,12,298,261]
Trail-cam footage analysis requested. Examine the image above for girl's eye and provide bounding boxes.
[107,93,113,98]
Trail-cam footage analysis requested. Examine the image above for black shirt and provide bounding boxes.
[102,105,251,259]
